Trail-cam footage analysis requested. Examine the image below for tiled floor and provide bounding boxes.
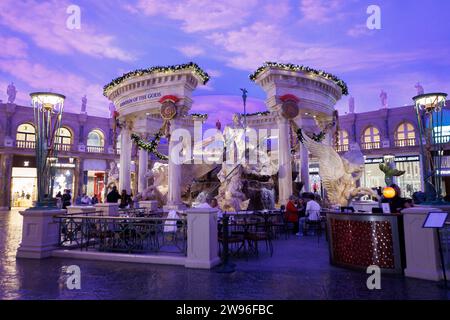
[0,209,449,300]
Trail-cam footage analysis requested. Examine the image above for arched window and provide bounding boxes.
[87,129,105,153]
[56,127,72,145]
[336,130,349,152]
[55,127,72,151]
[16,123,36,148]
[362,126,380,149]
[395,122,416,146]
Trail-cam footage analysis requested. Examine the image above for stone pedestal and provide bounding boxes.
[403,206,446,281]
[66,205,95,215]
[185,208,220,269]
[139,200,158,212]
[16,208,65,259]
[163,203,186,211]
[95,203,119,216]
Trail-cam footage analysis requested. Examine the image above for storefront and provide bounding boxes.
[51,158,76,197]
[309,164,321,194]
[362,155,422,197]
[11,155,37,208]
[83,159,107,202]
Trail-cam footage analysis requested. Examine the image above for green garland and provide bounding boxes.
[190,113,208,120]
[131,132,168,161]
[249,62,349,96]
[103,62,210,96]
[241,111,270,117]
[296,128,326,143]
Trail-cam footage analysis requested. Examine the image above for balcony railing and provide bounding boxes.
[54,143,73,152]
[394,138,416,147]
[434,135,450,144]
[87,145,105,153]
[15,140,35,149]
[361,141,381,150]
[335,144,349,152]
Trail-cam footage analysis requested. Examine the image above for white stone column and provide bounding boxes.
[138,147,148,193]
[119,126,132,193]
[167,120,183,208]
[300,142,310,192]
[277,115,293,205]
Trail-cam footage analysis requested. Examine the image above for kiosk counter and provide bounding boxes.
[325,211,405,274]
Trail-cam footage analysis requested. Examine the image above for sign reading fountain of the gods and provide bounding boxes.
[119,92,162,107]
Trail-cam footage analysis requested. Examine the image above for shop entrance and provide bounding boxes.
[11,167,37,208]
[87,171,105,202]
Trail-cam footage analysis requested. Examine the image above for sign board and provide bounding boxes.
[423,212,448,228]
[381,203,391,214]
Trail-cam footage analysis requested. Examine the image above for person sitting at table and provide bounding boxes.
[388,184,407,213]
[297,192,321,236]
[285,195,300,234]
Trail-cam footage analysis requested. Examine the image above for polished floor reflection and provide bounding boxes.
[0,209,449,300]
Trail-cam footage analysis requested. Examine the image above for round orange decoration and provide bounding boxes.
[383,187,396,199]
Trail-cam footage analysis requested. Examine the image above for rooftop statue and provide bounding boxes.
[348,96,355,114]
[379,90,388,109]
[7,82,16,104]
[300,129,378,206]
[415,82,424,95]
[81,95,87,113]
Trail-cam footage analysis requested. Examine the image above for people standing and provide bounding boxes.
[62,189,72,209]
[81,194,91,205]
[119,189,132,209]
[106,186,121,203]
[91,194,99,204]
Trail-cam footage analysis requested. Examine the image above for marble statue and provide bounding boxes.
[223,113,246,163]
[300,130,378,206]
[380,90,388,109]
[81,95,87,113]
[7,82,16,104]
[415,82,424,95]
[217,165,249,212]
[348,96,355,114]
[106,161,119,191]
[134,162,168,207]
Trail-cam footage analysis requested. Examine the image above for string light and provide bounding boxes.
[249,62,349,96]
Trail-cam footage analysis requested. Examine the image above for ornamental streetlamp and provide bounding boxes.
[240,88,248,161]
[413,92,448,202]
[30,92,66,208]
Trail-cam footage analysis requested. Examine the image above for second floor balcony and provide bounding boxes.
[87,145,105,153]
[394,138,416,147]
[15,140,35,149]
[335,144,349,152]
[361,141,381,150]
